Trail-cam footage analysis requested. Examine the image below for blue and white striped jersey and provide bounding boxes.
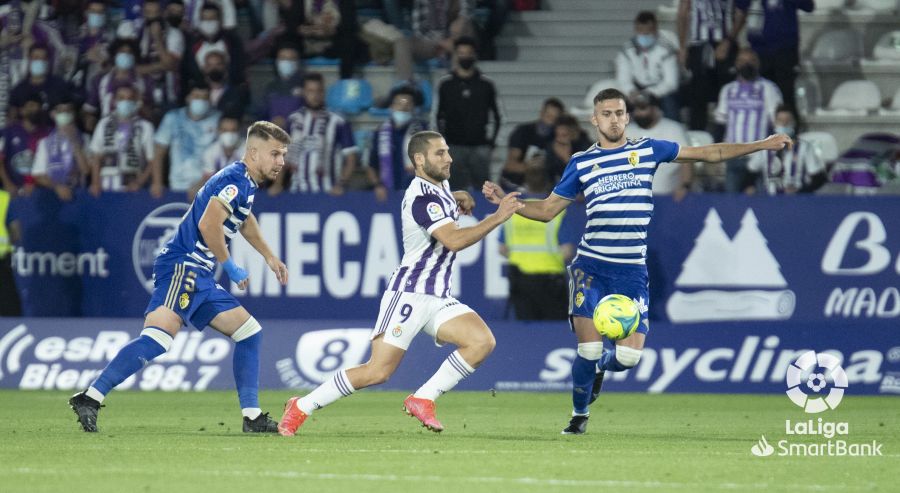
[387,176,459,298]
[156,161,257,273]
[552,138,680,266]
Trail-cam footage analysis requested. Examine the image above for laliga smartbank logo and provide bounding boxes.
[750,351,882,458]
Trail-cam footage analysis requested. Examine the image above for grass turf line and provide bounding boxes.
[0,390,896,493]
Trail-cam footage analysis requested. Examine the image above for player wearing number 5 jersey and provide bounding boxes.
[278,131,524,436]
[69,121,291,433]
[483,88,792,435]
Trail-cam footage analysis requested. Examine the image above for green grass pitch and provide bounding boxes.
[0,390,896,492]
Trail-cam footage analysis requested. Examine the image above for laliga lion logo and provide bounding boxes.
[132,203,191,293]
[786,351,848,413]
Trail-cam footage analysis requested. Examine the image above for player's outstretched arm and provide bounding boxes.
[198,199,250,290]
[674,134,792,163]
[240,213,288,285]
[431,192,524,252]
[482,181,570,223]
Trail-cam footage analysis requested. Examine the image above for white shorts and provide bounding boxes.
[370,290,475,350]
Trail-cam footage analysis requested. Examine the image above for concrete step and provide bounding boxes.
[541,0,671,10]
[479,60,612,74]
[498,44,621,62]
[497,35,625,48]
[510,9,649,22]
[502,19,634,38]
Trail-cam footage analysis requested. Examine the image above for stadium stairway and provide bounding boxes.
[486,0,673,171]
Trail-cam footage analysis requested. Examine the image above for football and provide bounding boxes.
[593,294,640,341]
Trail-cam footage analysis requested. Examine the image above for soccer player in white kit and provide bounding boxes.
[279,131,524,435]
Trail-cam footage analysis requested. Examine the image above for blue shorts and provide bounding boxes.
[145,262,241,330]
[567,256,650,335]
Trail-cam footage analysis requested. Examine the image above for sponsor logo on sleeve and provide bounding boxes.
[426,202,445,221]
[218,184,239,203]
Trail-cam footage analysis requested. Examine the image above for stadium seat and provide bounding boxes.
[878,87,900,115]
[814,182,853,195]
[810,29,864,64]
[571,79,618,117]
[326,78,374,115]
[872,31,900,61]
[798,131,840,163]
[686,130,714,147]
[819,80,881,115]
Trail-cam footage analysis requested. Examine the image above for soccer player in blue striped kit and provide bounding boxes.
[483,88,791,434]
[69,121,291,433]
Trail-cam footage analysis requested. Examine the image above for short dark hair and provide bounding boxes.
[593,88,628,106]
[407,131,444,164]
[28,43,49,56]
[555,114,580,129]
[246,121,290,145]
[454,36,478,51]
[200,2,221,15]
[302,72,325,86]
[542,97,565,112]
[185,79,211,98]
[392,86,419,104]
[635,11,657,25]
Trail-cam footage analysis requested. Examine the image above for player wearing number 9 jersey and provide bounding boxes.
[484,88,792,435]
[278,131,525,435]
[69,122,292,433]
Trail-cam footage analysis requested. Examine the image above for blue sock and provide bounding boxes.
[571,355,598,415]
[233,332,261,410]
[91,329,169,395]
[598,347,630,372]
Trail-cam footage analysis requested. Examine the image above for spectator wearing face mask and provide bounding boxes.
[32,98,91,201]
[187,115,245,199]
[627,91,692,200]
[185,3,246,87]
[714,48,782,194]
[615,11,680,122]
[151,81,221,197]
[750,105,826,195]
[433,36,501,190]
[84,38,156,126]
[71,1,114,96]
[368,86,429,195]
[136,0,186,116]
[202,50,249,120]
[88,85,156,195]
[503,98,564,188]
[9,44,74,123]
[259,43,304,130]
[0,94,51,196]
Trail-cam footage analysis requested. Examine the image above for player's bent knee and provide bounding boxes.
[577,342,604,360]
[140,327,174,352]
[231,316,262,342]
[616,346,642,368]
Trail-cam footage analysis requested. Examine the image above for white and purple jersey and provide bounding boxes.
[387,177,459,298]
[285,107,357,193]
[553,138,680,266]
[715,78,782,144]
[687,0,733,45]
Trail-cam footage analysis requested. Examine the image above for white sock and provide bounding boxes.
[86,386,105,403]
[242,408,261,420]
[414,350,475,401]
[297,369,355,415]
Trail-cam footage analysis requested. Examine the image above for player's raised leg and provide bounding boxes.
[279,335,406,436]
[69,307,181,432]
[208,306,279,432]
[407,310,496,432]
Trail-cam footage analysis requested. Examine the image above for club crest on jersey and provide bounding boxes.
[628,151,639,166]
[574,291,585,307]
[218,184,239,203]
[426,202,445,221]
[179,293,190,309]
[392,325,402,337]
